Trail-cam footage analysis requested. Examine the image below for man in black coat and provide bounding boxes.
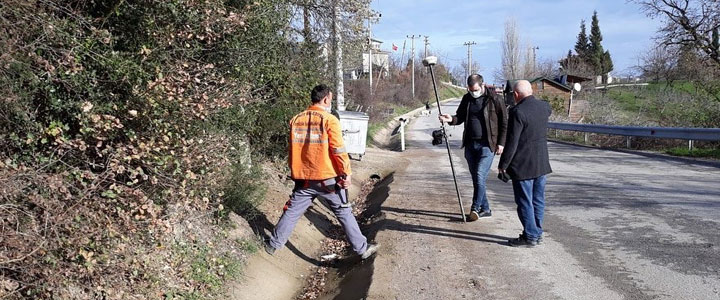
[498,80,552,247]
[439,74,508,221]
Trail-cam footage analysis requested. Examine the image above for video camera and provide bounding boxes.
[431,129,443,145]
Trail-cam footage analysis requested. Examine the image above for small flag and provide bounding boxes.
[392,43,398,51]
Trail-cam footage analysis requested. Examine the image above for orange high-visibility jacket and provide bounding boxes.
[289,106,351,180]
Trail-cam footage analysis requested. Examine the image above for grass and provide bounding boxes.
[167,241,244,299]
[606,89,645,113]
[367,122,386,141]
[665,147,720,159]
[236,238,259,254]
[606,81,720,116]
[550,132,586,144]
[435,85,466,101]
[365,85,465,142]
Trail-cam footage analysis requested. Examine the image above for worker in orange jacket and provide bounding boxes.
[265,84,379,260]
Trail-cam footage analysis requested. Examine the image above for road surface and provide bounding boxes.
[365,98,720,300]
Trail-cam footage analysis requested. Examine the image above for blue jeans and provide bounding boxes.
[464,140,495,213]
[511,175,547,241]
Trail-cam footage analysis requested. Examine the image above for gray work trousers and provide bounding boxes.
[269,178,368,255]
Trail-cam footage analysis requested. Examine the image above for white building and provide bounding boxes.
[362,38,390,76]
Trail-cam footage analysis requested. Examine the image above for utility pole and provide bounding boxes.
[332,0,345,111]
[463,41,476,79]
[400,39,407,71]
[368,13,381,96]
[531,46,539,75]
[407,35,420,99]
[368,27,372,97]
[423,36,430,58]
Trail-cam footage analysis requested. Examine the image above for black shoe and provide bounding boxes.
[508,234,537,248]
[477,209,492,218]
[523,233,543,244]
[264,241,276,255]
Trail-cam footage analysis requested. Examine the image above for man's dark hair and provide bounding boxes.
[311,84,332,103]
[467,74,484,87]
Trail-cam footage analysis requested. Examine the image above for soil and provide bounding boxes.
[228,146,408,300]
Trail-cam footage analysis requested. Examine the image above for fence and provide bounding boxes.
[548,122,720,150]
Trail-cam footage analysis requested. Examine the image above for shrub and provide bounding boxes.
[0,0,323,298]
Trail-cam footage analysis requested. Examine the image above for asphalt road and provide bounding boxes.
[366,98,720,300]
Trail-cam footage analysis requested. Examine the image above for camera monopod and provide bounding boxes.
[422,56,467,223]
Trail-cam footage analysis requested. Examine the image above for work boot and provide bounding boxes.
[264,240,276,256]
[361,243,380,260]
[467,211,480,222]
[508,234,537,248]
[477,209,492,218]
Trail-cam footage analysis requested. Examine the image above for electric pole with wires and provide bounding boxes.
[424,35,430,58]
[463,41,476,79]
[407,34,420,99]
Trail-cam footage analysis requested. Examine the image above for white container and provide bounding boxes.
[335,110,369,160]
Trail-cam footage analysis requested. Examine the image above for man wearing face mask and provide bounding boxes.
[265,84,379,260]
[439,74,508,221]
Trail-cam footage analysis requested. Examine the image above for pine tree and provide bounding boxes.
[588,11,613,75]
[574,20,589,59]
[602,50,613,76]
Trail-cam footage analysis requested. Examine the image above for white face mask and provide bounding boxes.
[470,90,483,98]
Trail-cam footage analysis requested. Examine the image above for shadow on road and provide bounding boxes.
[383,207,461,221]
[380,206,514,243]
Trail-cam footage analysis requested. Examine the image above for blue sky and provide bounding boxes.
[370,0,663,83]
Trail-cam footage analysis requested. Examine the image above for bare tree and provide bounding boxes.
[634,0,720,100]
[501,18,523,80]
[522,43,536,78]
[535,58,559,79]
[633,0,720,65]
[637,45,679,84]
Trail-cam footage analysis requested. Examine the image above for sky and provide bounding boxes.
[370,0,664,83]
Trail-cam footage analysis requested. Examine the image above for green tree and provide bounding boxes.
[588,11,613,75]
[574,19,589,59]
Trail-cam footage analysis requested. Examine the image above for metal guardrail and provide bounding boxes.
[548,122,720,141]
[594,83,650,90]
[548,122,720,150]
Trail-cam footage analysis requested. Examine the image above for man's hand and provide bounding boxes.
[438,114,452,123]
[496,145,504,155]
[338,175,351,189]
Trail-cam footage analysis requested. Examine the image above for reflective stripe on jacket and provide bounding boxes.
[289,106,351,180]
